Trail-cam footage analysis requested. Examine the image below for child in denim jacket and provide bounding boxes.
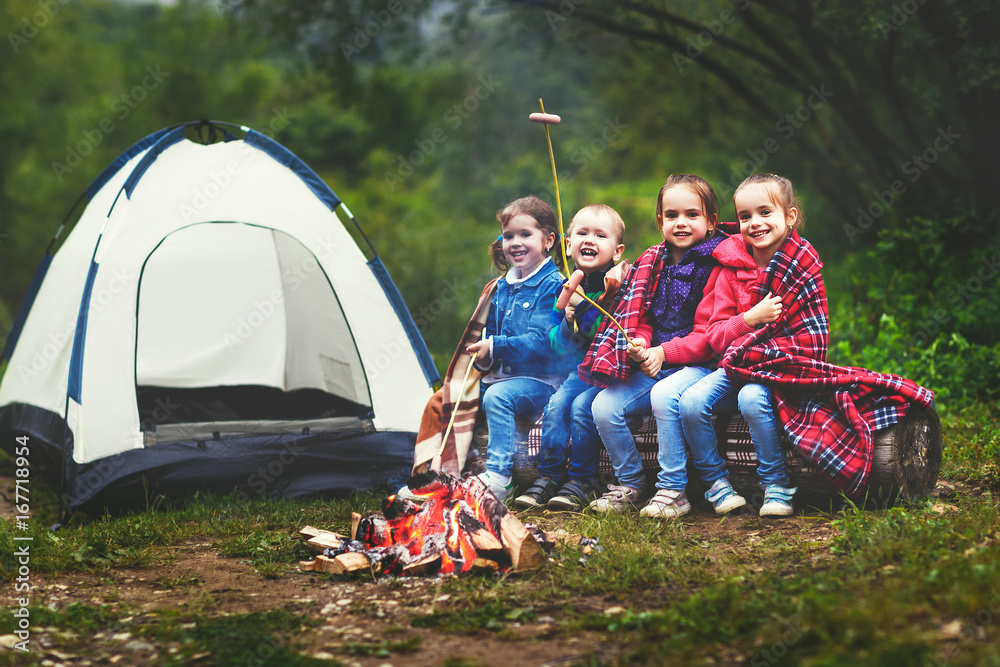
[466,196,567,501]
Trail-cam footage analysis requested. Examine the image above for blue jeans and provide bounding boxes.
[592,367,676,489]
[679,368,790,488]
[649,365,714,491]
[538,372,603,483]
[481,378,555,477]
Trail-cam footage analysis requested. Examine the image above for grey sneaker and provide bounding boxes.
[588,484,645,513]
[704,477,747,515]
[759,484,797,517]
[514,476,561,509]
[639,489,691,519]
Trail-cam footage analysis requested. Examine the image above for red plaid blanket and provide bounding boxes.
[579,242,667,387]
[721,230,935,497]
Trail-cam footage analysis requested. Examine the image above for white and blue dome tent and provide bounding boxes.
[0,120,439,513]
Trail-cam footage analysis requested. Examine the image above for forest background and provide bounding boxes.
[0,0,997,417]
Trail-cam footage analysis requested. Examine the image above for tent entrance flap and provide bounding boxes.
[135,223,371,425]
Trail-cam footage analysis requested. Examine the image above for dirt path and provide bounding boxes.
[1,510,847,666]
[2,477,965,665]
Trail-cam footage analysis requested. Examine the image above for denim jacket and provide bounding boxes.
[482,258,565,386]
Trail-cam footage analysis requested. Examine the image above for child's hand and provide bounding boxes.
[743,292,783,328]
[627,336,648,362]
[640,345,665,377]
[466,339,491,365]
[564,304,576,326]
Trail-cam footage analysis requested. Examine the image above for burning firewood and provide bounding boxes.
[298,471,550,577]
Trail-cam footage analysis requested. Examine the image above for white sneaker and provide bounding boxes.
[759,484,797,517]
[587,484,645,513]
[477,471,514,502]
[639,489,691,519]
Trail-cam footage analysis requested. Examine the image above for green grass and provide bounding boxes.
[1,402,999,665]
[0,605,329,667]
[939,402,1000,488]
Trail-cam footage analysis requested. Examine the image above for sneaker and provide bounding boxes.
[639,489,691,519]
[514,477,561,509]
[476,471,514,503]
[759,484,797,517]
[588,484,646,513]
[547,479,598,511]
[704,478,747,515]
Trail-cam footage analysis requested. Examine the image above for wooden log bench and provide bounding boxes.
[468,405,942,506]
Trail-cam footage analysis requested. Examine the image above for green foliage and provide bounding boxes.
[939,403,1000,488]
[2,0,997,384]
[828,212,1000,410]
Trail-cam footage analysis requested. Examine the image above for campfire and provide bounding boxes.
[299,471,551,577]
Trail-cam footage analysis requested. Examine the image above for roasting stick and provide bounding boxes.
[557,269,639,348]
[531,101,637,349]
[432,351,479,471]
[530,97,569,276]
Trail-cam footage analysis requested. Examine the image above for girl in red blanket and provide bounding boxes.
[680,174,933,513]
[678,173,802,517]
